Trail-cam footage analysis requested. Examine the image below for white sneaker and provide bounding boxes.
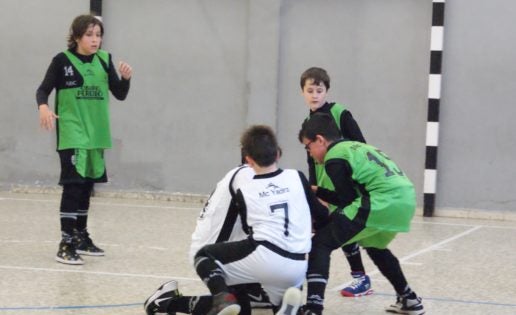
[385,295,425,315]
[276,287,302,315]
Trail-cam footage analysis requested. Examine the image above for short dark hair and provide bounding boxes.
[67,14,104,50]
[298,113,341,143]
[241,125,279,167]
[300,67,330,90]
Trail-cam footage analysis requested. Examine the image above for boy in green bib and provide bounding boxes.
[300,67,371,297]
[36,14,133,265]
[298,113,424,315]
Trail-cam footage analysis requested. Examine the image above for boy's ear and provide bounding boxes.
[244,155,254,166]
[315,134,329,147]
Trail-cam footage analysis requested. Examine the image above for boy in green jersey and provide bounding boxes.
[300,67,371,297]
[298,113,424,315]
[36,15,132,265]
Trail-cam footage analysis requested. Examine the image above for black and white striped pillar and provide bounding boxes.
[423,0,445,217]
[90,0,102,19]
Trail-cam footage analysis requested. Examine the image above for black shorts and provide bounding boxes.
[58,149,108,185]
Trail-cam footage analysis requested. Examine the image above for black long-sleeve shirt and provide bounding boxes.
[36,49,130,107]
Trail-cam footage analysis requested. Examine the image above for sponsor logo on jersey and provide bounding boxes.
[259,182,290,197]
[76,85,104,100]
[84,69,95,76]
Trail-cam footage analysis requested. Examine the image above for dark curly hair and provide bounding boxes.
[67,14,104,50]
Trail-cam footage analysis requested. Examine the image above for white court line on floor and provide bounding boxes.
[400,262,423,266]
[329,225,483,291]
[0,265,200,282]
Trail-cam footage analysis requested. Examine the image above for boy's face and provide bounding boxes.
[302,79,328,111]
[302,135,327,164]
[76,24,102,55]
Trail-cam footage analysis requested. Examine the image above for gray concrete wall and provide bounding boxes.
[438,0,516,212]
[0,0,514,214]
[0,0,89,186]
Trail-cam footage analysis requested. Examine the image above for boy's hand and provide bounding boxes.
[39,104,59,131]
[118,61,133,80]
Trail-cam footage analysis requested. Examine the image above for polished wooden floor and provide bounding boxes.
[1,191,515,315]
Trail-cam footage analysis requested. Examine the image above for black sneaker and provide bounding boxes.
[55,240,84,265]
[247,285,273,309]
[144,280,181,315]
[74,229,105,256]
[207,292,241,315]
[385,295,425,315]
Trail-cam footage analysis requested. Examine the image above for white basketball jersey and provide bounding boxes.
[238,169,312,254]
[189,165,255,265]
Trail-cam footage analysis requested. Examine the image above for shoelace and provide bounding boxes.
[346,276,367,290]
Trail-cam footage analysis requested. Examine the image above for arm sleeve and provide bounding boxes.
[324,159,358,207]
[298,171,330,230]
[234,189,250,235]
[340,110,366,143]
[36,57,59,107]
[307,152,317,185]
[315,186,342,205]
[107,54,130,100]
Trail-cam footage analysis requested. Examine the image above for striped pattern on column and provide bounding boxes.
[423,0,445,217]
[90,0,102,19]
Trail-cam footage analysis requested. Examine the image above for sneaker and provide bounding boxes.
[74,229,105,256]
[247,286,273,309]
[207,292,241,315]
[385,295,425,315]
[340,272,373,297]
[55,240,84,265]
[275,287,302,315]
[300,306,321,315]
[144,280,181,315]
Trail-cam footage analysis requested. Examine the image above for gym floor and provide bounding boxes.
[1,191,515,315]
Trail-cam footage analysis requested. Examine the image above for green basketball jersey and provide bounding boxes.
[325,141,416,232]
[313,103,347,212]
[56,50,111,150]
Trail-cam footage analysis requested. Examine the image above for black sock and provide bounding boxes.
[366,248,409,296]
[76,182,92,231]
[342,243,365,273]
[76,209,88,231]
[306,273,326,312]
[166,295,212,314]
[195,257,228,295]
